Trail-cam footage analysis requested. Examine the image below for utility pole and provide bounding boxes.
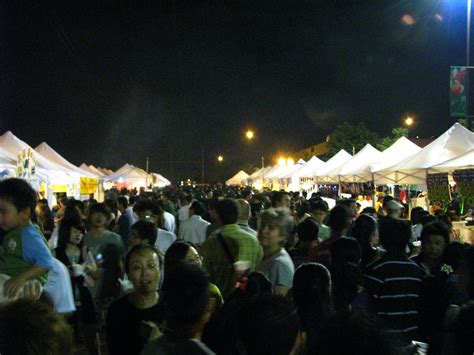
[146,157,149,173]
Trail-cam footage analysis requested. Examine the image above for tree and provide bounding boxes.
[457,118,474,132]
[326,122,380,157]
[377,127,409,151]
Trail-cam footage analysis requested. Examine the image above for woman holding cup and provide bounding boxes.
[55,216,98,354]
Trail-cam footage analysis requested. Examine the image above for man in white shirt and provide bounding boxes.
[178,194,194,224]
[163,210,176,234]
[156,228,177,253]
[43,258,76,314]
[179,201,210,245]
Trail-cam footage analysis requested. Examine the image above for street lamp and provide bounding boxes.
[404,116,414,126]
[217,155,224,163]
[245,130,254,140]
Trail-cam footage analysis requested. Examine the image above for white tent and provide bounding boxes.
[0,131,79,185]
[152,173,171,187]
[104,164,153,188]
[80,164,107,178]
[36,142,96,178]
[226,170,250,186]
[371,137,422,184]
[374,123,474,185]
[431,148,474,171]
[315,149,352,183]
[335,144,382,183]
[287,156,324,179]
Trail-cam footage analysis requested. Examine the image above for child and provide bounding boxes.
[0,178,54,298]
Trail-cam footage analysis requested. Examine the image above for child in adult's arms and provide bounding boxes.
[0,179,54,298]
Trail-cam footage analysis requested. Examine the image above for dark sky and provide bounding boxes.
[0,0,469,182]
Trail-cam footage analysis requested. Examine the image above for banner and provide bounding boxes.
[17,148,36,179]
[80,177,98,195]
[450,66,468,117]
[453,169,474,210]
[427,173,450,205]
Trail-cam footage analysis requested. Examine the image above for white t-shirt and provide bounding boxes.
[43,258,76,314]
[155,229,177,253]
[178,204,191,223]
[163,211,176,234]
[179,215,210,244]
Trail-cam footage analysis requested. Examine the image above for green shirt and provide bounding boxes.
[201,224,263,300]
[318,223,331,241]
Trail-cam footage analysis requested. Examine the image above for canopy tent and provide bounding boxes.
[370,137,422,185]
[226,170,250,186]
[286,156,324,179]
[315,149,352,183]
[104,164,153,189]
[374,123,474,185]
[333,144,382,183]
[97,167,112,176]
[152,173,171,187]
[431,149,474,171]
[36,142,96,178]
[249,166,273,180]
[273,159,306,179]
[0,131,80,186]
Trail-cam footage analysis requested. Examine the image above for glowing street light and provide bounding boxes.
[404,116,414,126]
[245,130,254,140]
[277,157,294,166]
[217,155,224,163]
[278,157,286,166]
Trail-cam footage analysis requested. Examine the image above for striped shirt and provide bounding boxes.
[364,253,424,340]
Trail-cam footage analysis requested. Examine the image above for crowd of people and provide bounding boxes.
[0,178,473,354]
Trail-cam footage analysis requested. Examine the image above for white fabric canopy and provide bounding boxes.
[36,142,96,178]
[431,149,474,171]
[315,149,352,183]
[374,123,474,185]
[0,131,79,185]
[287,156,324,179]
[104,164,153,188]
[226,170,250,186]
[371,137,422,184]
[80,164,107,178]
[335,144,382,183]
[152,173,171,187]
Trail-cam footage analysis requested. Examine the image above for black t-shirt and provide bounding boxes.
[106,294,164,355]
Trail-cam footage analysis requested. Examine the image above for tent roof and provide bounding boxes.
[104,165,152,183]
[226,170,250,185]
[431,148,474,171]
[374,123,474,184]
[250,166,274,179]
[371,136,422,173]
[248,167,264,179]
[286,156,324,178]
[80,164,107,178]
[0,131,79,184]
[152,173,171,185]
[335,144,382,182]
[36,142,95,178]
[315,149,352,178]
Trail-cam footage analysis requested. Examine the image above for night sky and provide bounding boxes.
[0,1,469,182]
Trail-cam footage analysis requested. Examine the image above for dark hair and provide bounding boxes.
[327,205,352,233]
[190,201,206,217]
[338,198,356,208]
[129,196,136,205]
[311,311,400,355]
[297,218,319,242]
[310,199,329,213]
[89,203,111,219]
[410,207,425,225]
[329,237,362,311]
[236,294,300,355]
[164,240,196,270]
[117,196,128,209]
[292,263,331,332]
[0,299,73,355]
[57,216,85,250]
[0,178,37,215]
[296,201,310,219]
[379,217,411,252]
[271,191,290,208]
[352,214,378,267]
[242,271,273,297]
[361,207,376,216]
[215,199,238,225]
[442,242,470,272]
[421,213,436,226]
[130,220,157,246]
[125,244,161,273]
[162,262,210,336]
[420,221,450,247]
